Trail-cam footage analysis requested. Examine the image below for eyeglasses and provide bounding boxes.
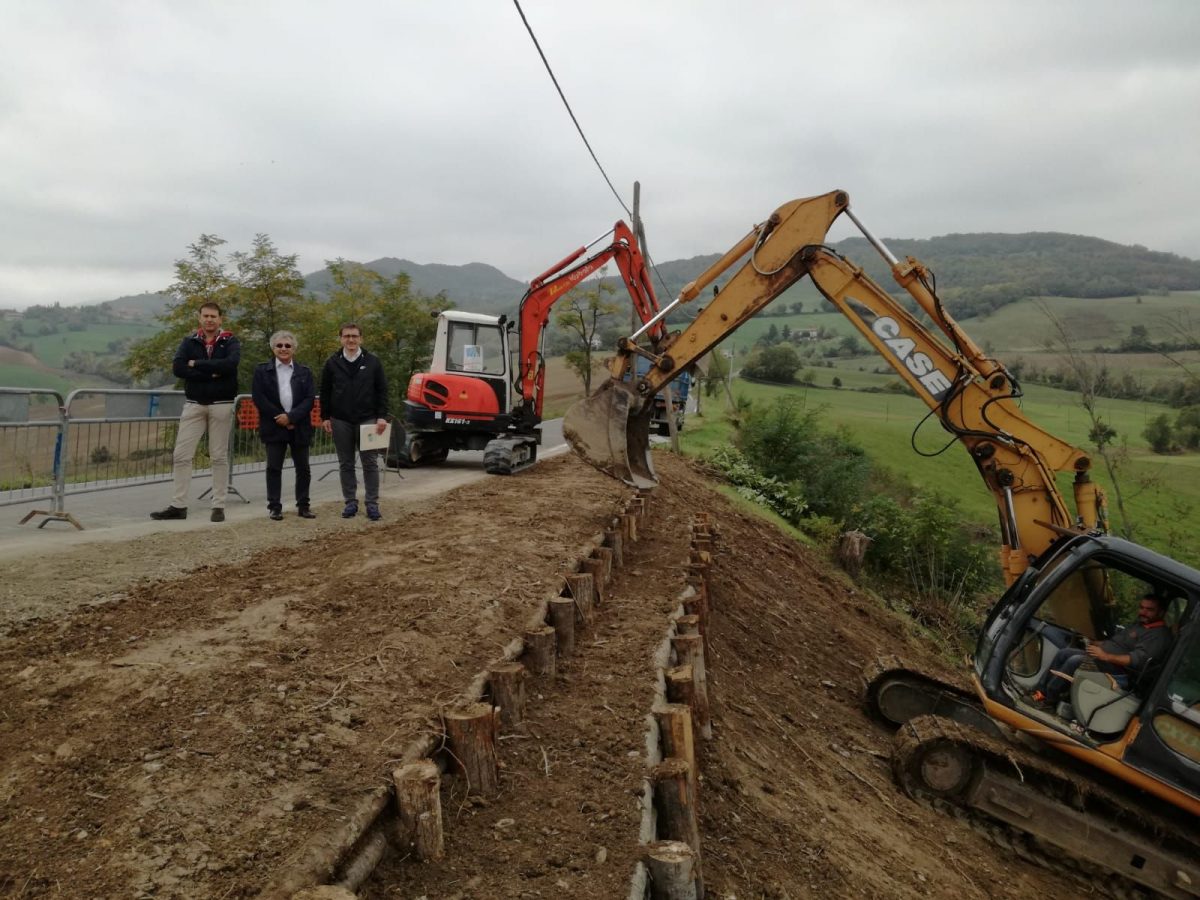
[274,343,293,349]
[341,334,361,340]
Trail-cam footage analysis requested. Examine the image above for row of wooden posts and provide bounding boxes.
[386,491,652,864]
[640,512,719,900]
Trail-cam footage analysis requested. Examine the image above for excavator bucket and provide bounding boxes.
[563,379,658,488]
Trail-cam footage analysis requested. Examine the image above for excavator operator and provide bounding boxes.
[1031,593,1173,709]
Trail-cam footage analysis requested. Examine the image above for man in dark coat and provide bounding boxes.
[151,302,240,523]
[319,322,389,520]
[252,330,317,520]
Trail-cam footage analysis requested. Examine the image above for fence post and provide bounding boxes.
[15,391,81,529]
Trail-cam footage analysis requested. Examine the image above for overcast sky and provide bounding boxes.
[2,0,1198,309]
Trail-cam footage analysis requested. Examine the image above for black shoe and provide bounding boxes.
[342,500,359,518]
[366,502,382,521]
[150,506,187,520]
[269,509,283,521]
[211,509,225,523]
[297,507,316,519]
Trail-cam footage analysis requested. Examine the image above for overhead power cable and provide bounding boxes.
[512,0,632,219]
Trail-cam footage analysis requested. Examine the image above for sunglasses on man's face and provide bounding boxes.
[275,343,293,349]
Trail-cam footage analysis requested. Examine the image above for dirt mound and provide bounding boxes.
[0,452,1074,898]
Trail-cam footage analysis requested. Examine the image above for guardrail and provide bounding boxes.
[0,386,339,529]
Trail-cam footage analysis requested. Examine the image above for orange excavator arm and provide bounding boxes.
[516,220,665,421]
[565,190,1106,582]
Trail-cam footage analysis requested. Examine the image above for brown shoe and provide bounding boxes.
[211,509,225,523]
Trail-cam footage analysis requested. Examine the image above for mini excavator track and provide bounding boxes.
[482,436,538,476]
[893,714,1200,899]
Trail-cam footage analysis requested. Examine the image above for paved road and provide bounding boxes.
[0,420,567,561]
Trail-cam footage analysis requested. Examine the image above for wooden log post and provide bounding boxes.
[651,759,703,896]
[682,588,708,633]
[593,546,614,585]
[443,703,500,797]
[676,611,706,655]
[392,760,444,861]
[665,664,695,715]
[621,512,638,543]
[488,662,528,729]
[643,840,699,900]
[604,527,624,569]
[522,625,556,679]
[836,530,872,578]
[565,573,594,626]
[579,557,606,606]
[547,596,575,658]
[653,702,697,808]
[671,634,712,740]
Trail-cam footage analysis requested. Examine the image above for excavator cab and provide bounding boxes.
[977,534,1200,802]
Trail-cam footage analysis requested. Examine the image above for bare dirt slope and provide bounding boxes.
[0,452,1076,898]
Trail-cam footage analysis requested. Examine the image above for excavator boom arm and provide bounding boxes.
[517,220,664,419]
[566,190,1104,578]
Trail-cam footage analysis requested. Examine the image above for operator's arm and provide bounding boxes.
[172,339,205,381]
[372,357,389,434]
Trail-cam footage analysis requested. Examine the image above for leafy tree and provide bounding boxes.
[837,334,862,356]
[1175,406,1200,450]
[764,323,780,345]
[230,234,306,363]
[741,344,801,383]
[1144,414,1176,454]
[832,375,843,388]
[553,274,620,395]
[293,260,443,416]
[125,234,238,385]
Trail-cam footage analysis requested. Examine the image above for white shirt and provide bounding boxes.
[275,359,294,412]
[342,348,363,363]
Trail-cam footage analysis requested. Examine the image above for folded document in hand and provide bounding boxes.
[359,421,391,451]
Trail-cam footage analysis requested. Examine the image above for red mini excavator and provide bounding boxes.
[399,221,667,474]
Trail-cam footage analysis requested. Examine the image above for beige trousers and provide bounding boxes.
[170,401,234,509]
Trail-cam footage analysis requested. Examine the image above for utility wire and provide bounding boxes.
[512,0,632,219]
[513,1,697,320]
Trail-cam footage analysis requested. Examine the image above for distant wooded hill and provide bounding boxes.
[93,231,1200,323]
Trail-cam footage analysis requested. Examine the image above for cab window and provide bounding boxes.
[446,323,504,375]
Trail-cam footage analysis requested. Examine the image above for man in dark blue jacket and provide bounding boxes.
[252,330,316,520]
[319,322,389,520]
[151,302,240,523]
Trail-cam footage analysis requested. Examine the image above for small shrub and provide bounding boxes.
[90,446,113,465]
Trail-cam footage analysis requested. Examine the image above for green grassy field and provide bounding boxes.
[678,376,1200,567]
[22,323,159,368]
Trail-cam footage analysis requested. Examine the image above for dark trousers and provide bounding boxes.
[330,418,382,503]
[265,438,311,512]
[1038,646,1127,702]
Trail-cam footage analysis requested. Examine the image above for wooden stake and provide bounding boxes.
[522,625,556,679]
[682,590,708,633]
[487,662,528,729]
[622,512,638,543]
[643,840,699,900]
[675,614,701,637]
[671,634,712,740]
[665,664,694,714]
[651,759,703,896]
[653,702,697,808]
[392,760,444,861]
[444,703,500,797]
[565,572,594,625]
[547,596,575,657]
[579,558,606,606]
[604,527,624,569]
[594,546,614,584]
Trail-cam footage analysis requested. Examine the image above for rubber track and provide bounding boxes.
[482,439,536,476]
[894,714,1199,899]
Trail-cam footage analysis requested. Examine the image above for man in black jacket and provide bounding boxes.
[151,302,240,523]
[319,322,389,520]
[251,330,316,520]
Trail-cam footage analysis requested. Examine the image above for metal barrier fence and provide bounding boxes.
[0,388,68,519]
[0,387,336,528]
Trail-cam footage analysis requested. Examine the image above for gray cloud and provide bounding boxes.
[2,0,1198,308]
